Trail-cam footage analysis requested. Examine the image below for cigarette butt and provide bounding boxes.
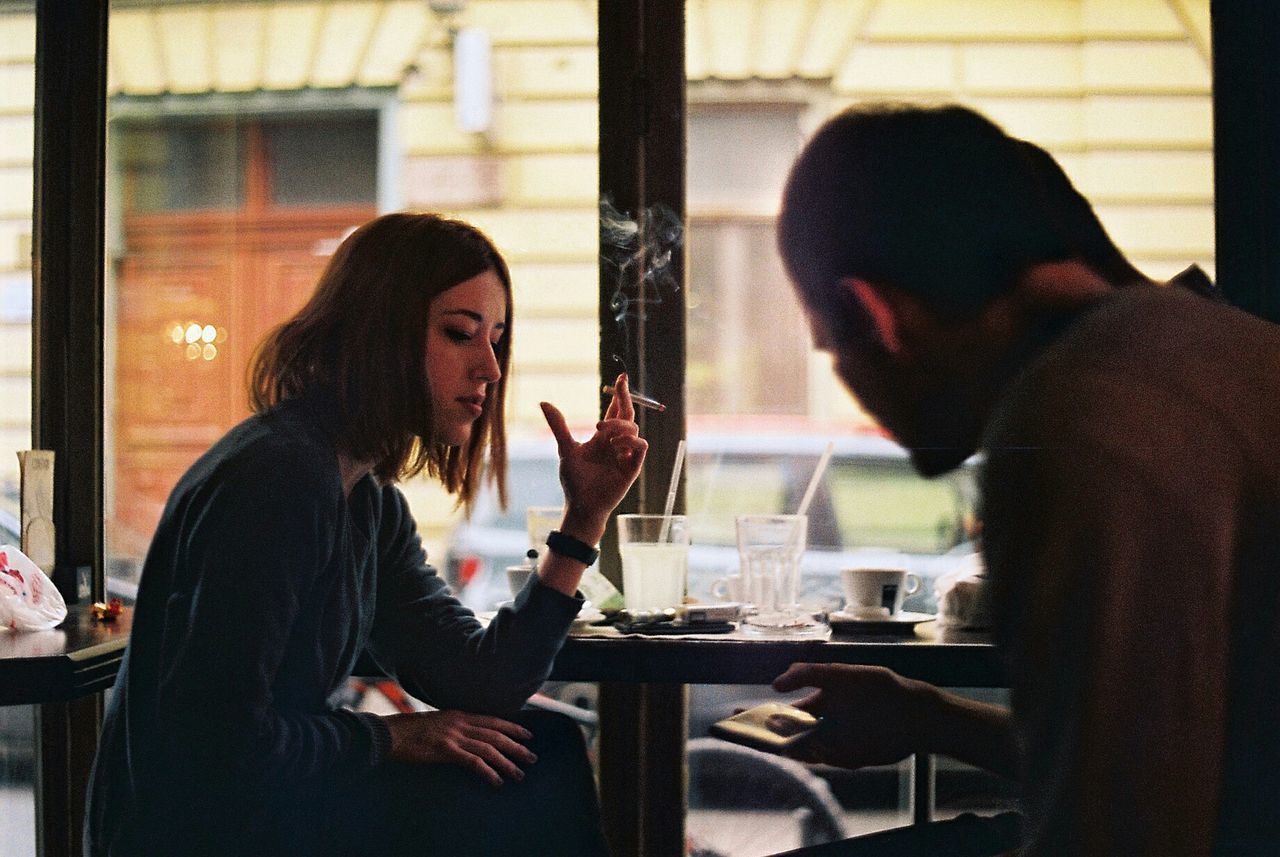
[601,385,667,412]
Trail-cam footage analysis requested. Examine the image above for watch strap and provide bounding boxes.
[545,530,600,566]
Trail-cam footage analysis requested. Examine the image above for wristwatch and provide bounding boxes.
[545,530,600,566]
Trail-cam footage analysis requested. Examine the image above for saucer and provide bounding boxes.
[827,610,935,634]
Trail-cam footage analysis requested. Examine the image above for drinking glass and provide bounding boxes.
[526,506,563,554]
[617,514,689,612]
[736,514,824,636]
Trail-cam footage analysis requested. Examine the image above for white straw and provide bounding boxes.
[658,439,687,542]
[796,441,834,518]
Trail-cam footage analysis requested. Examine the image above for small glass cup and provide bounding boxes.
[736,514,824,636]
[526,506,564,555]
[617,514,689,612]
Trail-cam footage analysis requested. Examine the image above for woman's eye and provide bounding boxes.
[445,329,473,343]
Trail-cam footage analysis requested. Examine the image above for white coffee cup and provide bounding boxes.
[506,563,536,598]
[841,567,921,618]
[710,574,744,602]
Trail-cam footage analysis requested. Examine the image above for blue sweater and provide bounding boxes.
[85,392,582,855]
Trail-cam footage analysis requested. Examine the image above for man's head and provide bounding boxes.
[779,103,1138,474]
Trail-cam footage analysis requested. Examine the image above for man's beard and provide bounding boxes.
[842,359,981,478]
[906,383,983,475]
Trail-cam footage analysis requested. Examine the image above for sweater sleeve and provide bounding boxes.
[364,486,582,717]
[153,448,387,785]
[982,369,1238,857]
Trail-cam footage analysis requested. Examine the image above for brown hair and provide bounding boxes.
[248,212,511,511]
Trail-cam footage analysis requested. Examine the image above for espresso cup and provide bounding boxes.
[506,563,536,599]
[841,567,921,618]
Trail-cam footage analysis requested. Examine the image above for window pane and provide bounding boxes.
[686,219,807,415]
[267,114,377,207]
[102,0,603,843]
[102,0,602,614]
[117,121,245,212]
[685,2,1215,850]
[0,7,35,852]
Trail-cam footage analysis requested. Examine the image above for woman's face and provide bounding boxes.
[424,269,507,446]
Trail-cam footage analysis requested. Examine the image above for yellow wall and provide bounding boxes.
[0,0,1216,554]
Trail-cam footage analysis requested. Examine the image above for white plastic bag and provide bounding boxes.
[0,544,67,631]
[934,551,995,630]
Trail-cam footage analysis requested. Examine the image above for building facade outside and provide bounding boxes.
[0,0,1214,588]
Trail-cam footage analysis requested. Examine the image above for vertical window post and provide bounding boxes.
[33,0,107,603]
[1212,1,1280,322]
[597,3,687,856]
[32,3,109,855]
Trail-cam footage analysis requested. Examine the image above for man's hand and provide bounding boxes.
[772,663,1017,778]
[771,663,939,769]
[382,710,537,788]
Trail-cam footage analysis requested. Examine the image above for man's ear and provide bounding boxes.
[841,277,904,354]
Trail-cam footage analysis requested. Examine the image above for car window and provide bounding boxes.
[827,459,972,554]
[686,454,787,548]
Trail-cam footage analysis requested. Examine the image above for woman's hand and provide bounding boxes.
[770,663,940,770]
[539,372,648,545]
[382,710,537,788]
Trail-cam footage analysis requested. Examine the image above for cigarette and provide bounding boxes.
[602,385,667,412]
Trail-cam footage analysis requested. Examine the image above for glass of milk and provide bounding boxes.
[617,514,689,612]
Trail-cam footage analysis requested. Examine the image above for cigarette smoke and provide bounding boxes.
[599,194,684,373]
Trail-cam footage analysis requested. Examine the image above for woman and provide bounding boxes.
[86,213,646,856]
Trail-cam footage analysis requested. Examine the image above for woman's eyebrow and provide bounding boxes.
[442,308,505,330]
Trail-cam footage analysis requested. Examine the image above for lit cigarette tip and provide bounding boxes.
[602,385,667,412]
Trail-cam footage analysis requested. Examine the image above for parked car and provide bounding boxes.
[441,424,979,616]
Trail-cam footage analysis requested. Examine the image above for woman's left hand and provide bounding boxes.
[540,372,648,544]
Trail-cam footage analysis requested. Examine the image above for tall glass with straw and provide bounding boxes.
[737,442,833,636]
[617,441,689,612]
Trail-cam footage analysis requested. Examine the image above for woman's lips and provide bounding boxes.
[458,397,484,417]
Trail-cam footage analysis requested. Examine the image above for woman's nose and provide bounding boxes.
[475,343,501,383]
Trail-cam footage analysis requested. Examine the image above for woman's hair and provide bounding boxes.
[248,212,511,510]
[778,103,1133,331]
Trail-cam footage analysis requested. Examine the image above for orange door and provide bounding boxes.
[113,209,373,557]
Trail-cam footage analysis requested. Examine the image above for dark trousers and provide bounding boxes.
[320,709,608,857]
[774,811,1023,857]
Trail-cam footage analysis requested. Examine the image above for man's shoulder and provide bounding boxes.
[1001,284,1271,430]
[983,282,1280,490]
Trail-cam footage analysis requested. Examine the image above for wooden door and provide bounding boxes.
[111,116,376,559]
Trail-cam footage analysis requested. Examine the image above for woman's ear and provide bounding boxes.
[841,277,905,354]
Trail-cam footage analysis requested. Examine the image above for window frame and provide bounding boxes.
[26,2,1280,856]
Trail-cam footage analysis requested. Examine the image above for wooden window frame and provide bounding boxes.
[25,2,1280,856]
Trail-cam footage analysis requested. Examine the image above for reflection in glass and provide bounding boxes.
[0,10,37,849]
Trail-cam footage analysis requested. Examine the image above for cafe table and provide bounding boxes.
[0,602,131,706]
[548,618,1003,857]
[1,603,132,857]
